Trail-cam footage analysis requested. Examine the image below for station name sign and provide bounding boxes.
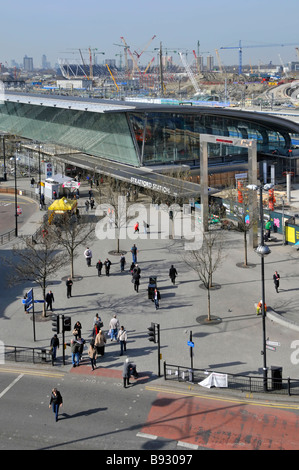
[130,177,171,194]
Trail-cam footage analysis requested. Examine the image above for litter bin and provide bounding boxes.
[271,366,283,390]
[148,276,157,300]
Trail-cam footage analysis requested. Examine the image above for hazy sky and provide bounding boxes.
[1,0,299,68]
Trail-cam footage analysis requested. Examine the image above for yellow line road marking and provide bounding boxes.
[145,385,299,411]
[0,367,65,379]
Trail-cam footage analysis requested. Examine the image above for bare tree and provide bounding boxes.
[184,228,224,322]
[52,213,96,278]
[6,229,66,317]
[223,187,257,267]
[94,175,131,253]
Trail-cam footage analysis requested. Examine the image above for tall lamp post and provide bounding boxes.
[10,153,21,237]
[247,182,273,392]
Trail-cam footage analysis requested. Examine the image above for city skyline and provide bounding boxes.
[1,0,299,69]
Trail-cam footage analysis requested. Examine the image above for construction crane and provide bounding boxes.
[114,43,129,73]
[179,51,201,96]
[278,54,289,78]
[215,49,224,73]
[120,37,141,75]
[144,56,155,74]
[220,40,299,74]
[105,64,119,92]
[134,35,157,60]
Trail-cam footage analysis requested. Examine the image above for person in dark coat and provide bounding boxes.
[66,277,73,298]
[273,271,280,293]
[133,271,140,293]
[122,358,132,388]
[45,290,54,312]
[96,260,103,276]
[169,265,178,285]
[49,388,63,422]
[50,334,59,365]
[104,258,111,276]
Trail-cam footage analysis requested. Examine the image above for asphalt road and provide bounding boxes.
[1,366,299,452]
[0,193,39,235]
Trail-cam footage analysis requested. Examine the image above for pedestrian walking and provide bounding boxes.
[90,197,95,209]
[45,290,55,312]
[49,388,63,422]
[122,358,132,388]
[133,271,140,293]
[73,321,82,340]
[117,326,127,356]
[50,334,59,365]
[143,220,148,234]
[134,221,139,233]
[273,271,280,293]
[85,199,90,212]
[66,277,73,298]
[153,288,161,310]
[104,258,111,276]
[96,259,103,276]
[94,329,106,356]
[92,314,103,338]
[120,254,126,272]
[131,244,138,264]
[109,314,120,341]
[88,340,97,370]
[71,339,80,367]
[169,265,178,285]
[84,247,92,267]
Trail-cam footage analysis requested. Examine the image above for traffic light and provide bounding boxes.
[52,314,60,334]
[63,316,71,332]
[147,322,156,343]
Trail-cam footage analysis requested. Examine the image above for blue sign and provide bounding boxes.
[187,341,194,348]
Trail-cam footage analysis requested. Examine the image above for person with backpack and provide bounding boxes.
[84,247,92,267]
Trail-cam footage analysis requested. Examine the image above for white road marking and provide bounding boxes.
[137,432,158,440]
[0,374,24,399]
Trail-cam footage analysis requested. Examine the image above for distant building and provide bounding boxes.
[289,61,299,72]
[206,55,214,71]
[23,55,33,72]
[42,54,51,69]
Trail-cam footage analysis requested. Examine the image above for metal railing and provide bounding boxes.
[4,345,52,364]
[163,362,299,396]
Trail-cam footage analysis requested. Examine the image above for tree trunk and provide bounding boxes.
[244,230,248,267]
[42,283,46,318]
[207,287,211,321]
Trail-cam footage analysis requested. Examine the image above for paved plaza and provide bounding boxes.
[1,177,299,385]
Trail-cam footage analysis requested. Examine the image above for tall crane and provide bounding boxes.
[215,49,224,73]
[134,35,156,61]
[114,43,129,73]
[179,51,201,96]
[120,37,141,75]
[220,40,299,74]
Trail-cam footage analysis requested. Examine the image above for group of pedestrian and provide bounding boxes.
[96,258,112,276]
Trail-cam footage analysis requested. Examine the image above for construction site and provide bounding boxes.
[1,37,299,106]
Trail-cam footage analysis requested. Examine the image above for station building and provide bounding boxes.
[1,92,299,190]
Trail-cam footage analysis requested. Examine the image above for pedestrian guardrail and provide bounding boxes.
[0,229,16,245]
[4,345,52,364]
[164,362,299,396]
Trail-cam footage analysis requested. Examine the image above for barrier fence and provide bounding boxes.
[164,362,299,396]
[3,345,52,364]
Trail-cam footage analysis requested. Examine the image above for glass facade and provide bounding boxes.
[128,111,298,167]
[0,101,139,166]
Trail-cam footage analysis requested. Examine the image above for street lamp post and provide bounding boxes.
[247,182,273,392]
[10,153,21,237]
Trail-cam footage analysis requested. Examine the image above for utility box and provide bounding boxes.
[271,366,283,390]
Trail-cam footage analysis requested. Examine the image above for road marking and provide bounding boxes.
[0,374,24,399]
[136,432,158,440]
[177,441,199,450]
[0,367,64,378]
[145,385,299,411]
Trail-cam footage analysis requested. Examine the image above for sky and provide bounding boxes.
[1,0,299,69]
